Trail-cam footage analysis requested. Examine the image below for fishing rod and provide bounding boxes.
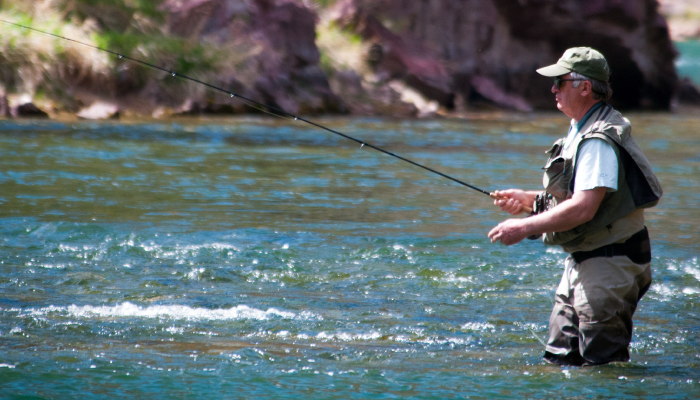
[1,19,531,213]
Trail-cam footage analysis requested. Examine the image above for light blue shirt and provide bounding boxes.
[574,139,618,192]
[562,103,618,193]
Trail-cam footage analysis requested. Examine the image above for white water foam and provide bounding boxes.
[684,264,700,282]
[18,302,320,322]
[243,329,477,346]
[140,242,241,258]
[647,283,699,301]
[317,331,383,341]
[545,247,564,254]
[460,322,496,332]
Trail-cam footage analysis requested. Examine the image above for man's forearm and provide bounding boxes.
[488,188,606,245]
[520,188,607,237]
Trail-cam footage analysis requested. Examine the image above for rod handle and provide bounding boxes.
[489,193,533,214]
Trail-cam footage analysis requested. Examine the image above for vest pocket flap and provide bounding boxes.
[545,139,564,155]
[544,155,566,173]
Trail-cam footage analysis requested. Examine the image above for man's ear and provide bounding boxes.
[580,80,593,97]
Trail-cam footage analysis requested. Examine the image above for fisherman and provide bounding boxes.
[487,47,662,366]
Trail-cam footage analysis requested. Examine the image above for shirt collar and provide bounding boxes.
[573,101,605,132]
[565,101,605,149]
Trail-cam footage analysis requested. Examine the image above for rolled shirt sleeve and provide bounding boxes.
[573,138,618,192]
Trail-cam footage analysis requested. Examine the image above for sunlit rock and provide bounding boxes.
[469,76,533,112]
[76,102,119,120]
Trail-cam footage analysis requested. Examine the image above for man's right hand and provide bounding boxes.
[492,189,535,215]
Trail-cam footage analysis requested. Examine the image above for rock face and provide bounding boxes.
[330,1,455,109]
[6,0,681,117]
[159,0,345,115]
[658,0,700,41]
[332,0,679,110]
[0,90,9,118]
[678,78,700,105]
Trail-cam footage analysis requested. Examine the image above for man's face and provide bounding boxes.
[552,73,585,119]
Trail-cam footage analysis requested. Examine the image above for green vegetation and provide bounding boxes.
[0,0,230,112]
[315,19,368,76]
[307,0,340,8]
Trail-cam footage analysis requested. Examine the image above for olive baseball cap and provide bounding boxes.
[536,47,610,82]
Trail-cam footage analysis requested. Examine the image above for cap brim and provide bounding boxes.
[536,64,571,77]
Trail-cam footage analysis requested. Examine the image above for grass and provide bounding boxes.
[0,8,108,101]
[0,0,240,112]
[316,19,369,76]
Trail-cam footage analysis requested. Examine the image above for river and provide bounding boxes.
[0,112,698,398]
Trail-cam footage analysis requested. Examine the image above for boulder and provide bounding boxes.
[677,77,700,105]
[159,0,345,115]
[12,103,49,118]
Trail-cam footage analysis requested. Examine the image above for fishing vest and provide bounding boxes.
[539,103,663,253]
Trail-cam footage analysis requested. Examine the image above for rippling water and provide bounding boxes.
[1,114,698,398]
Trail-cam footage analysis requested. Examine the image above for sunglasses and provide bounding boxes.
[553,77,586,89]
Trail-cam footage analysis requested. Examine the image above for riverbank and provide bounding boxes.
[1,0,699,120]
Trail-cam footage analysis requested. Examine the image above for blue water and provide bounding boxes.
[0,114,699,398]
[676,40,700,86]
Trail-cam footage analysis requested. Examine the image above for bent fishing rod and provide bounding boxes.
[1,19,531,212]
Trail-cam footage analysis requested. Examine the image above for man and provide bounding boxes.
[487,47,663,366]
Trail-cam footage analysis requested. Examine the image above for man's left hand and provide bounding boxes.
[488,219,530,245]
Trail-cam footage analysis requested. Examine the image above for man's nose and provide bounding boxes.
[551,84,559,94]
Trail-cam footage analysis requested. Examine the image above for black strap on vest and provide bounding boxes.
[571,227,651,264]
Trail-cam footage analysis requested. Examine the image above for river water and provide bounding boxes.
[0,113,698,398]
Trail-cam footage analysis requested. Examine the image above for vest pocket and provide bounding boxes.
[544,156,572,199]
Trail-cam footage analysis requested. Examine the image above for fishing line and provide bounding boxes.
[1,19,518,203]
[518,317,547,347]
